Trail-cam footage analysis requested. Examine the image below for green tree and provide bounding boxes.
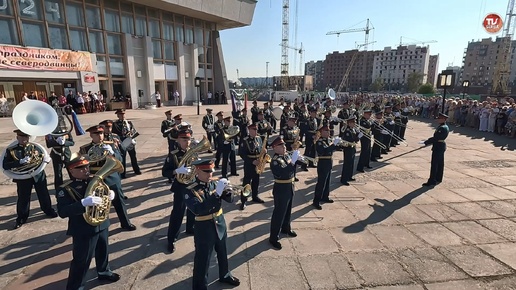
[407,72,425,93]
[417,83,436,94]
[369,78,384,92]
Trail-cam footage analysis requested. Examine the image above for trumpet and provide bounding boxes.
[225,184,252,197]
[334,139,356,148]
[299,155,318,166]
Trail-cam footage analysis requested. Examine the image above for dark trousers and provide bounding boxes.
[192,223,229,290]
[270,183,293,241]
[357,139,371,171]
[372,134,382,159]
[340,147,356,182]
[221,147,237,178]
[242,163,260,203]
[428,150,445,184]
[215,142,223,166]
[303,135,316,167]
[66,229,109,290]
[167,190,195,243]
[120,147,141,176]
[268,117,276,131]
[108,181,132,227]
[313,160,332,205]
[207,132,216,150]
[16,175,53,222]
[399,124,407,139]
[50,153,66,191]
[157,99,161,107]
[391,125,400,146]
[381,134,391,153]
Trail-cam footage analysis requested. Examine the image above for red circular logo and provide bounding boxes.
[483,13,503,34]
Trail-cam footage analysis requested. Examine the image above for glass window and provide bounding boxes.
[89,30,104,53]
[164,41,174,60]
[120,2,132,13]
[147,8,158,18]
[206,47,212,63]
[109,57,124,76]
[148,19,160,38]
[194,27,203,45]
[0,18,19,45]
[96,55,107,75]
[175,15,183,24]
[184,17,193,26]
[44,0,63,23]
[134,4,145,16]
[104,9,120,32]
[175,24,183,42]
[107,33,122,55]
[69,28,87,51]
[163,22,173,40]
[48,25,68,49]
[85,6,101,29]
[66,2,84,27]
[205,30,211,46]
[104,0,118,10]
[152,40,161,59]
[135,16,146,36]
[185,27,193,44]
[197,47,204,63]
[18,0,43,20]
[0,0,14,16]
[121,13,134,34]
[85,0,98,4]
[162,12,173,21]
[22,21,46,47]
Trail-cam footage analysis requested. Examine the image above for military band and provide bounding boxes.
[313,126,340,210]
[201,108,216,152]
[112,109,141,178]
[45,129,74,191]
[162,110,177,152]
[238,124,265,210]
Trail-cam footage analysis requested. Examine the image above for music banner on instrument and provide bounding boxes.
[0,45,93,72]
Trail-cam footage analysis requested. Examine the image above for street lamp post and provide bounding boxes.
[195,77,201,115]
[462,80,470,100]
[437,72,455,114]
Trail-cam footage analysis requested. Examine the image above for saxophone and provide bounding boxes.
[83,155,124,226]
[176,135,211,184]
[255,134,271,174]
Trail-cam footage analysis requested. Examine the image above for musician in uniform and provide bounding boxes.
[269,136,299,250]
[100,120,122,155]
[297,104,309,147]
[238,124,265,210]
[322,109,338,137]
[112,109,141,178]
[281,115,302,178]
[79,125,136,231]
[202,108,216,153]
[392,103,402,146]
[337,101,351,133]
[162,128,195,253]
[57,155,120,290]
[264,101,277,133]
[256,110,272,142]
[312,126,341,210]
[280,106,290,129]
[356,110,373,172]
[214,111,225,168]
[161,110,176,152]
[2,129,58,229]
[421,113,450,187]
[45,128,75,191]
[250,100,260,124]
[340,117,361,186]
[399,102,410,140]
[382,105,395,151]
[236,108,250,142]
[184,159,240,290]
[219,116,238,178]
[303,108,319,169]
[371,110,385,162]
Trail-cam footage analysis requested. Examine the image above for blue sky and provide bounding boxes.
[220,0,507,82]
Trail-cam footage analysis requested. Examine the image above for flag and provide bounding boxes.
[230,91,237,112]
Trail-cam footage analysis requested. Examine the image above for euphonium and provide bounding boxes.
[223,126,240,140]
[87,143,110,163]
[176,135,211,184]
[255,134,271,174]
[83,155,124,226]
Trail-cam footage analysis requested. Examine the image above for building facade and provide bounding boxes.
[323,49,377,92]
[0,0,256,109]
[304,60,324,91]
[238,77,272,88]
[427,54,439,87]
[371,45,431,92]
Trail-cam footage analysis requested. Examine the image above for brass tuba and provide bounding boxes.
[176,135,211,184]
[83,155,124,226]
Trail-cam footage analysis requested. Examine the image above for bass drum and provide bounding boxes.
[271,106,284,121]
[121,137,136,151]
[0,141,49,180]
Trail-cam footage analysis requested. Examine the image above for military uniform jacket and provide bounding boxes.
[270,154,296,180]
[250,106,260,123]
[280,112,289,128]
[264,107,273,121]
[322,117,338,136]
[218,125,236,150]
[162,148,186,188]
[306,117,318,135]
[315,138,337,158]
[359,117,372,138]
[202,114,215,132]
[424,123,449,152]
[214,120,224,141]
[79,142,121,186]
[298,111,309,131]
[239,136,262,164]
[281,125,299,150]
[161,119,175,135]
[393,109,402,123]
[57,179,109,236]
[2,143,47,182]
[112,119,135,141]
[104,133,122,153]
[401,110,409,124]
[342,127,360,146]
[185,179,233,240]
[45,133,74,161]
[256,119,272,137]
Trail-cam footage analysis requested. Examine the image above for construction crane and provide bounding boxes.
[278,42,304,75]
[326,19,374,50]
[337,41,377,92]
[492,0,516,96]
[280,0,290,90]
[399,36,437,46]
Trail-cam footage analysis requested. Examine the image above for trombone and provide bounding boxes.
[356,124,387,150]
[395,121,413,129]
[372,120,408,146]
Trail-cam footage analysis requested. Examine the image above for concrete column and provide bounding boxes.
[177,42,186,106]
[142,36,155,105]
[123,34,138,109]
[212,31,229,96]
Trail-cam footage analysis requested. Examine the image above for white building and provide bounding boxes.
[372,45,431,90]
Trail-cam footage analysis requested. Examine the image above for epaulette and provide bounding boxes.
[79,144,89,153]
[60,180,73,188]
[7,142,18,149]
[272,155,280,160]
[170,149,179,154]
[243,136,249,141]
[187,182,198,190]
[104,140,114,144]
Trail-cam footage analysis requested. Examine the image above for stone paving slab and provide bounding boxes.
[1,105,516,289]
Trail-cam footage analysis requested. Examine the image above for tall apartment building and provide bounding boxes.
[323,49,378,92]
[427,55,439,87]
[371,45,431,92]
[461,37,516,95]
[305,60,325,91]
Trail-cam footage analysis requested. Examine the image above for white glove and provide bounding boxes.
[44,154,51,163]
[56,136,65,145]
[102,144,115,155]
[389,121,395,125]
[394,112,401,117]
[81,196,102,207]
[108,190,115,201]
[291,150,300,164]
[358,132,364,139]
[20,156,31,164]
[216,178,230,196]
[333,137,342,145]
[223,141,230,145]
[174,164,190,174]
[381,130,390,135]
[418,141,426,145]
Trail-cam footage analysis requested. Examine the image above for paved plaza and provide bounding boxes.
[0,104,516,290]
